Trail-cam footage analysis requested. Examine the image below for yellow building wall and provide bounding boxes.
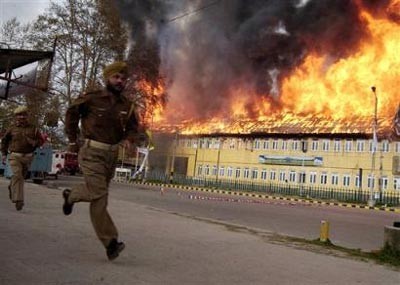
[168,136,400,193]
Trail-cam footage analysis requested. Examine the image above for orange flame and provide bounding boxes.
[144,1,400,135]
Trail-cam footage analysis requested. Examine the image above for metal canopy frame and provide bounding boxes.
[0,42,55,100]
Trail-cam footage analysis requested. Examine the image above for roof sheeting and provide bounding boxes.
[0,48,54,74]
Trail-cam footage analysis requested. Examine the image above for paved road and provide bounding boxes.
[1,177,399,285]
[49,175,399,251]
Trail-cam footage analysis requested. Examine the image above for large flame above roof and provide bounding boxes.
[133,0,400,136]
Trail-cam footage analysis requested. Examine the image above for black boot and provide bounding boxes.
[8,185,11,201]
[106,238,125,261]
[15,201,24,211]
[62,189,74,215]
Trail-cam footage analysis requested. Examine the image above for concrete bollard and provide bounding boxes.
[320,220,330,242]
[383,222,400,251]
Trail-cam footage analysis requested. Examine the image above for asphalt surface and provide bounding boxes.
[1,177,399,285]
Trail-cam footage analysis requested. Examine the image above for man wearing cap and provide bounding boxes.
[63,61,140,261]
[1,106,43,211]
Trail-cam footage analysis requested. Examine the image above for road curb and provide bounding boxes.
[118,180,400,213]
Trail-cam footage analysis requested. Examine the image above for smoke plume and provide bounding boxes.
[117,0,397,123]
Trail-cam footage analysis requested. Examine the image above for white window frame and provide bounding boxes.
[251,168,258,179]
[322,140,330,152]
[261,169,267,180]
[331,173,339,185]
[356,140,365,152]
[227,167,233,177]
[219,166,225,177]
[272,140,279,150]
[309,172,317,184]
[289,171,296,182]
[311,140,319,151]
[320,172,328,185]
[279,170,286,182]
[270,170,276,180]
[244,168,250,179]
[343,174,351,187]
[345,140,352,152]
[333,140,341,152]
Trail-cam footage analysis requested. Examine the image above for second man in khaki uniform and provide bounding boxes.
[1,106,43,211]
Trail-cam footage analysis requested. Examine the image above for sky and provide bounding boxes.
[0,0,56,25]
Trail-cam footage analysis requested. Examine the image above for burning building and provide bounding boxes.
[118,1,400,195]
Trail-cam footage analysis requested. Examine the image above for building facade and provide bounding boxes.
[151,133,400,194]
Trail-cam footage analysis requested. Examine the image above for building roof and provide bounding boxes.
[0,48,54,74]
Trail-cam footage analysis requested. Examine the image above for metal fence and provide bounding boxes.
[141,170,400,207]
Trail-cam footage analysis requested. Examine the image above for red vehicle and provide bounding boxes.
[50,151,79,177]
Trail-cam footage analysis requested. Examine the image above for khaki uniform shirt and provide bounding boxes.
[1,124,42,155]
[65,89,139,145]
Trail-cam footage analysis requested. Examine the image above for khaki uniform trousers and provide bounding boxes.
[68,145,119,247]
[9,152,33,202]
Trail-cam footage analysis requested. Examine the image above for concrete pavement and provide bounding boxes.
[0,177,399,285]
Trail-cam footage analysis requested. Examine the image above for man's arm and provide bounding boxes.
[1,129,12,158]
[65,97,87,152]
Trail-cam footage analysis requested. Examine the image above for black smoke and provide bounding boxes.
[117,0,397,122]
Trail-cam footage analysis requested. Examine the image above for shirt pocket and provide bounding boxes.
[91,107,108,118]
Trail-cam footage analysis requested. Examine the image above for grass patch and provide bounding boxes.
[283,236,400,268]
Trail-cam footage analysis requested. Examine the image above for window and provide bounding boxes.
[197,165,203,176]
[272,140,279,150]
[355,175,361,188]
[263,140,269,150]
[320,173,328,185]
[292,140,299,151]
[254,140,261,150]
[333,140,341,152]
[289,171,296,182]
[331,174,339,185]
[251,168,258,179]
[382,140,390,152]
[311,140,318,151]
[299,171,306,183]
[214,140,220,149]
[345,140,352,152]
[356,140,365,152]
[235,168,241,178]
[199,139,204,149]
[281,140,288,150]
[244,168,250,179]
[205,165,210,175]
[261,169,267,180]
[309,172,317,184]
[219,166,225,177]
[380,176,388,190]
[229,139,235,149]
[212,165,218,176]
[343,175,351,187]
[394,177,400,191]
[395,142,400,153]
[322,140,330,152]
[279,170,286,182]
[270,170,276,180]
[369,140,378,152]
[367,175,375,189]
[227,167,233,177]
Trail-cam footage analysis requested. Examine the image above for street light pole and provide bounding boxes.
[368,86,378,207]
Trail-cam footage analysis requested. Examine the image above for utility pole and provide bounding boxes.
[368,86,378,207]
[170,131,178,184]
